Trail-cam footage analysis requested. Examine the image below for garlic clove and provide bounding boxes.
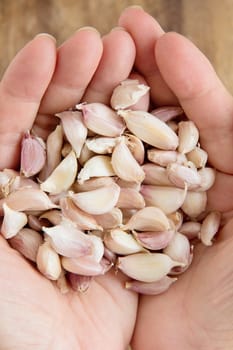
[56,111,87,158]
[62,255,106,276]
[73,176,116,193]
[104,229,144,255]
[93,207,123,229]
[142,163,173,186]
[56,269,70,294]
[125,133,145,165]
[179,221,201,239]
[77,102,125,137]
[182,191,207,217]
[123,206,170,231]
[70,183,120,215]
[163,232,191,265]
[133,230,175,250]
[116,188,145,209]
[104,246,117,263]
[27,214,43,231]
[77,155,115,184]
[1,203,28,239]
[61,142,72,158]
[87,234,105,262]
[186,147,208,168]
[118,253,184,283]
[150,106,183,122]
[68,273,92,292]
[116,178,141,191]
[147,149,178,167]
[196,167,216,191]
[9,228,43,262]
[85,137,118,154]
[125,276,177,295]
[110,79,150,110]
[40,210,62,226]
[167,163,201,189]
[199,211,221,246]
[167,211,183,230]
[111,137,145,183]
[178,121,199,154]
[118,110,179,150]
[40,150,78,194]
[36,241,62,280]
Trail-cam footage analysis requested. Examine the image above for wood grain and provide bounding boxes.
[0,0,233,93]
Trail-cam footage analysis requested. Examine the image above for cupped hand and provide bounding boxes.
[0,28,138,350]
[119,7,233,350]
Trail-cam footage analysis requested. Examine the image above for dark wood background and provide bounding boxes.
[1,0,233,94]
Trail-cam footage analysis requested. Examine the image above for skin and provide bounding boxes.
[0,5,233,350]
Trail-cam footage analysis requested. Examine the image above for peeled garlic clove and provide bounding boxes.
[37,241,62,280]
[186,147,208,168]
[1,203,27,238]
[123,206,170,231]
[20,131,46,177]
[133,230,175,250]
[167,163,201,189]
[197,167,216,191]
[57,111,87,158]
[40,210,62,226]
[150,106,183,122]
[125,134,145,164]
[5,188,58,211]
[163,232,191,265]
[85,137,118,154]
[60,197,102,231]
[147,150,178,167]
[118,110,179,150]
[118,253,184,283]
[142,163,173,186]
[125,275,177,295]
[104,229,144,255]
[178,121,199,154]
[73,176,116,192]
[94,207,122,229]
[110,79,150,110]
[182,191,207,217]
[140,185,187,214]
[40,150,77,194]
[179,221,201,239]
[62,256,106,276]
[77,102,125,137]
[111,137,145,183]
[43,220,92,258]
[199,211,221,246]
[68,273,92,292]
[78,155,115,184]
[70,183,120,215]
[9,228,43,262]
[117,188,145,209]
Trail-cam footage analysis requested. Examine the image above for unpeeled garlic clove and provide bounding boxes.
[150,106,183,122]
[196,167,216,191]
[85,137,118,154]
[110,79,150,110]
[78,143,95,166]
[178,121,199,154]
[20,131,46,177]
[87,234,104,262]
[179,221,201,239]
[167,211,183,230]
[118,253,184,283]
[61,142,72,158]
[9,228,43,262]
[182,191,207,217]
[147,150,179,167]
[70,183,120,215]
[167,163,201,189]
[186,147,208,168]
[125,134,145,165]
[117,188,145,209]
[68,273,92,293]
[40,150,78,195]
[36,241,62,280]
[116,178,141,191]
[56,269,70,294]
[62,255,106,276]
[104,229,144,255]
[163,232,191,265]
[104,246,117,263]
[118,110,179,150]
[1,203,28,239]
[133,230,175,250]
[93,207,123,229]
[27,214,43,231]
[111,137,145,183]
[73,176,116,193]
[199,211,221,246]
[56,111,87,157]
[140,185,187,214]
[125,275,177,295]
[77,102,125,137]
[40,210,62,226]
[123,206,170,231]
[142,163,173,186]
[77,155,115,184]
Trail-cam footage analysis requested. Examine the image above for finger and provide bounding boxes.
[155,32,233,173]
[0,34,56,169]
[118,6,177,105]
[83,28,136,104]
[39,28,103,114]
[207,171,233,213]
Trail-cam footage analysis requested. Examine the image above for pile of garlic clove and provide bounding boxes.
[0,79,221,295]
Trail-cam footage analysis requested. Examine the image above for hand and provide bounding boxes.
[119,7,233,350]
[0,28,138,350]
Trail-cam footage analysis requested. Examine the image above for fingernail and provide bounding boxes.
[128,5,144,10]
[35,33,56,42]
[76,26,100,35]
[111,26,126,32]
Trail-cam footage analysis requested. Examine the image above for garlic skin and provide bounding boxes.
[36,242,62,281]
[104,229,144,255]
[125,275,177,295]
[199,211,221,246]
[110,79,150,110]
[77,155,115,184]
[1,203,28,239]
[40,150,78,195]
[118,110,179,150]
[68,273,92,293]
[178,121,199,154]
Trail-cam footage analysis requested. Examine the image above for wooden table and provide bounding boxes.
[0,0,233,94]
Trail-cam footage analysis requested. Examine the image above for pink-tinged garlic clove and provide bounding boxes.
[40,150,78,195]
[56,111,87,158]
[179,221,201,240]
[186,147,208,168]
[125,134,145,165]
[116,188,145,209]
[182,191,207,218]
[62,255,107,276]
[142,163,173,186]
[118,253,184,283]
[77,102,125,137]
[9,228,43,262]
[36,241,62,280]
[133,230,175,250]
[196,167,216,191]
[118,110,179,150]
[77,155,115,184]
[87,234,105,262]
[123,206,170,231]
[163,232,191,265]
[68,273,92,293]
[73,176,116,193]
[104,229,144,255]
[40,210,62,226]
[93,207,123,229]
[70,183,120,215]
[125,275,177,295]
[111,137,145,183]
[1,203,28,239]
[140,185,187,214]
[147,150,178,167]
[199,211,221,246]
[85,137,118,154]
[104,246,117,263]
[178,121,199,154]
[150,106,183,122]
[167,163,201,189]
[27,214,43,231]
[20,131,46,177]
[110,79,150,110]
